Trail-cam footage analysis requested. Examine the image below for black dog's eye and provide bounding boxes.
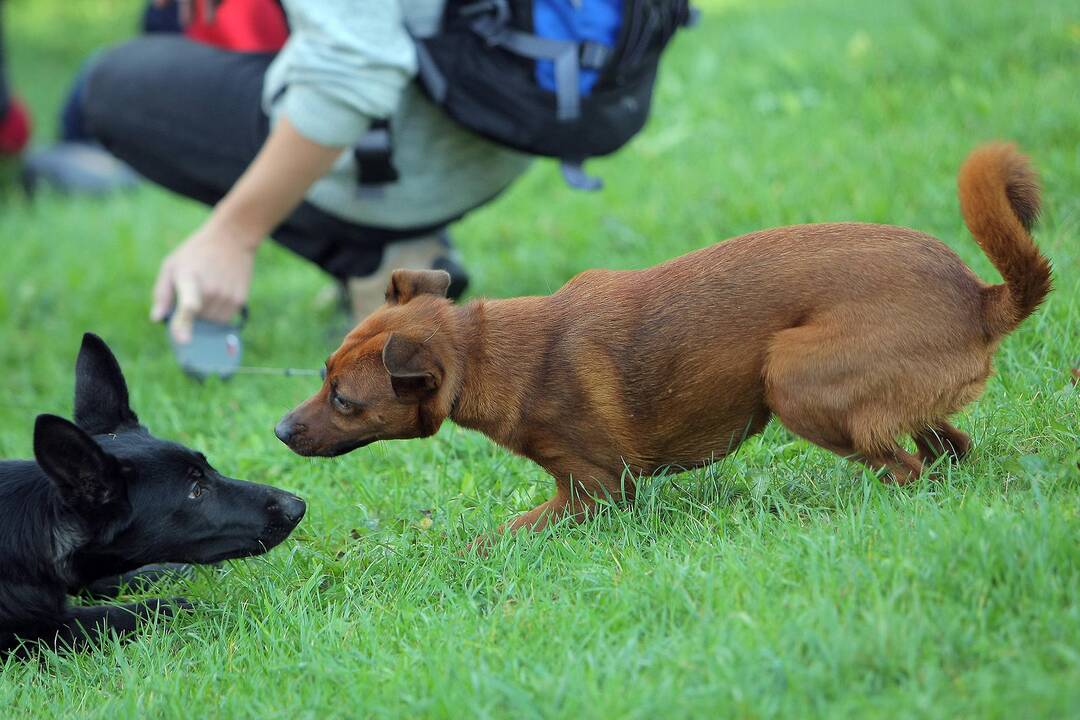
[188,481,205,500]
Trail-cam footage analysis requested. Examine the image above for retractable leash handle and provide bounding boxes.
[162,309,325,381]
[164,308,247,380]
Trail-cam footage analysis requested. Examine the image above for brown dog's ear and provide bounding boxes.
[385,269,452,305]
[382,333,443,401]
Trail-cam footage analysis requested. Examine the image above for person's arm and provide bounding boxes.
[153,1,418,343]
[151,117,343,342]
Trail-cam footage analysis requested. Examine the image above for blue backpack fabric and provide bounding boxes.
[533,0,623,96]
[414,0,696,189]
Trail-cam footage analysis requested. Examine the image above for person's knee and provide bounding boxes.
[82,44,137,142]
[82,36,184,143]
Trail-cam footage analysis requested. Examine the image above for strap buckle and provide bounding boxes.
[353,120,399,187]
[560,160,603,191]
[459,0,510,23]
[579,42,611,70]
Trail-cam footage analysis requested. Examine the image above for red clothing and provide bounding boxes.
[185,0,288,53]
[0,98,30,154]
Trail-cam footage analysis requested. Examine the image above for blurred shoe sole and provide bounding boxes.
[345,230,469,325]
[22,142,141,196]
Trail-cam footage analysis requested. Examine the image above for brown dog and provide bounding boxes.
[276,143,1051,534]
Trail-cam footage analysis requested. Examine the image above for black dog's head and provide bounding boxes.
[34,334,306,583]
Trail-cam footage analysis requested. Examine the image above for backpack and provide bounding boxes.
[413,0,697,189]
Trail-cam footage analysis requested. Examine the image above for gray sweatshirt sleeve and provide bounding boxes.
[272,0,419,146]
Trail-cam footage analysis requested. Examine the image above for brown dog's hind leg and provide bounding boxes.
[765,323,930,485]
[914,422,971,466]
[768,413,924,485]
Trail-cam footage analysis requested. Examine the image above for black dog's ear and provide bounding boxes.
[74,333,138,434]
[384,269,451,305]
[382,333,442,401]
[34,414,119,509]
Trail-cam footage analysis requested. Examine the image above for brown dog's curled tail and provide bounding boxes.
[958,142,1052,337]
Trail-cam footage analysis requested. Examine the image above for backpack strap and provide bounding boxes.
[352,119,399,193]
[470,14,584,122]
[416,17,610,119]
[560,160,603,191]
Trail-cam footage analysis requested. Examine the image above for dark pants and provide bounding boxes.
[83,35,446,279]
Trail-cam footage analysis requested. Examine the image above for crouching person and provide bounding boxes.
[81,0,531,342]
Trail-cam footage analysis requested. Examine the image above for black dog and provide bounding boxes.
[0,334,306,657]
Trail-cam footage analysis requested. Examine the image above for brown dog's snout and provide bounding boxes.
[274,416,303,446]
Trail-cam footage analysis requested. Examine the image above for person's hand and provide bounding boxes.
[150,220,259,343]
[148,117,343,344]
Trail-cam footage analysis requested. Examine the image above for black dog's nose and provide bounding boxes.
[271,493,306,526]
[274,418,294,445]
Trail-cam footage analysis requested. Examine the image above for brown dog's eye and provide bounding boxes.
[188,481,205,500]
[331,391,354,414]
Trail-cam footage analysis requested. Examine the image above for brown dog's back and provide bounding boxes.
[517,223,984,473]
[474,144,1050,484]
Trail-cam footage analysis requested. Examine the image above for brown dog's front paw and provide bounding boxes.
[460,501,571,555]
[463,533,498,557]
[463,518,527,555]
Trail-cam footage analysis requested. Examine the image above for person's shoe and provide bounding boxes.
[346,230,469,323]
[22,141,141,196]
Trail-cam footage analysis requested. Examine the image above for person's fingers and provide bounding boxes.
[222,288,247,323]
[202,285,247,325]
[150,261,176,322]
[200,285,233,324]
[201,295,233,325]
[170,274,202,344]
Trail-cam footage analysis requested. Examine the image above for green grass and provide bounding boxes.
[1,0,1078,717]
